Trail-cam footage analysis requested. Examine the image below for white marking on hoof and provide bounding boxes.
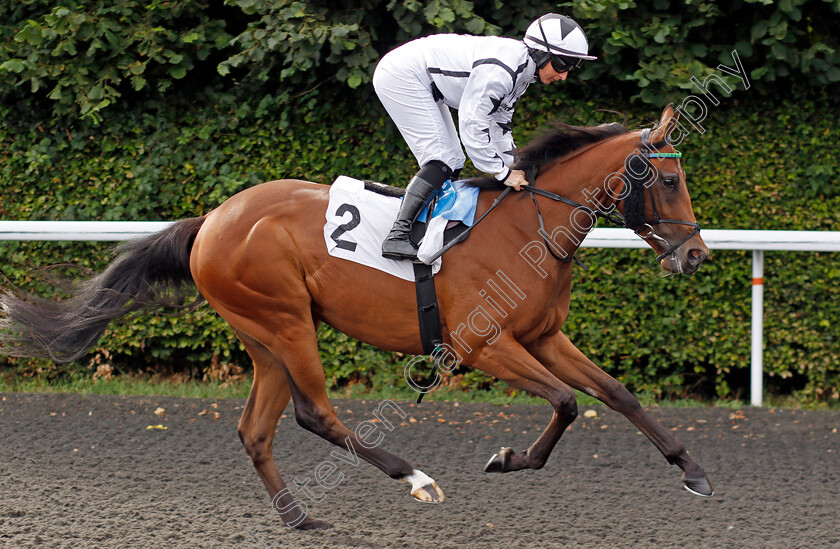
[682,472,715,497]
[683,483,715,498]
[403,469,445,503]
[484,446,512,473]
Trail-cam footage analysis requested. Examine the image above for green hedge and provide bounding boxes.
[0,0,838,404]
[1,0,838,121]
[1,86,839,403]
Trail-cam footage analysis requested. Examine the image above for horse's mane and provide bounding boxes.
[515,121,629,171]
[465,121,629,188]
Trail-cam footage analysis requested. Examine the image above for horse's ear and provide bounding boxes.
[659,103,676,125]
[650,104,678,145]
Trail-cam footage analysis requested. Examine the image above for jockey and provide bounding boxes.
[374,13,597,261]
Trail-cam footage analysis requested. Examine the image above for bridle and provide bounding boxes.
[632,128,702,261]
[524,127,702,264]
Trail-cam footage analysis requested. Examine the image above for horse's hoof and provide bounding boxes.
[403,469,445,504]
[412,482,445,503]
[295,517,333,530]
[682,473,714,497]
[483,447,512,473]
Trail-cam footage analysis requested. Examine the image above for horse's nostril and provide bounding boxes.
[688,248,707,263]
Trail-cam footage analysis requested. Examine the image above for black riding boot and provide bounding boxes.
[381,175,438,260]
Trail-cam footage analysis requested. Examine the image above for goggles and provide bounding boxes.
[550,55,584,73]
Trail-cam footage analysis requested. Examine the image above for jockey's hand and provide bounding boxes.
[503,169,529,191]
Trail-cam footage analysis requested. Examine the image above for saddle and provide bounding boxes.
[363,180,472,253]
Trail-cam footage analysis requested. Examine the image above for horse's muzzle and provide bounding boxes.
[660,237,709,275]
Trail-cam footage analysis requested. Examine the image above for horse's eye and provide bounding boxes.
[662,174,678,189]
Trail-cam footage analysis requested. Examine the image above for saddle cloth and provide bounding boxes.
[323,176,479,281]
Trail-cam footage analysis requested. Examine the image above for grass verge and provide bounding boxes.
[3,372,834,410]
[0,373,253,400]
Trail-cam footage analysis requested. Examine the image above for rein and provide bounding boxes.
[523,164,620,266]
[524,128,701,264]
[423,127,701,266]
[421,187,512,264]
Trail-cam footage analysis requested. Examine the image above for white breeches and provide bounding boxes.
[372,57,466,172]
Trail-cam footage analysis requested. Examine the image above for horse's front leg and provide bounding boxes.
[466,336,579,473]
[528,332,714,497]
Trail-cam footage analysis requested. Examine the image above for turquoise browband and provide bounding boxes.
[641,129,682,158]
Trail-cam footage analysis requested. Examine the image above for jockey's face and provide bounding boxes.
[539,63,568,84]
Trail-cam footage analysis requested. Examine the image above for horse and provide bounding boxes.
[0,105,712,530]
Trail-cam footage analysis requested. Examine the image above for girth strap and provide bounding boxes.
[412,261,442,356]
[410,199,444,404]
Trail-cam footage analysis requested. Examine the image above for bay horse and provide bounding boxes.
[1,105,712,530]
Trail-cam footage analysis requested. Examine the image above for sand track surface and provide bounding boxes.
[0,393,837,548]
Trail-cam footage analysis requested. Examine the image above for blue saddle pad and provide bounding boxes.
[416,179,480,226]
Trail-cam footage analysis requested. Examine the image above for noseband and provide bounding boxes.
[525,127,701,263]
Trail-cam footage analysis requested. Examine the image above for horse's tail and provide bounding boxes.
[0,216,206,363]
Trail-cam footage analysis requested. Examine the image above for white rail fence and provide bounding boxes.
[583,229,840,406]
[3,221,840,407]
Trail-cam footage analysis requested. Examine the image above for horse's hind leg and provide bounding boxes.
[236,332,331,530]
[265,318,445,503]
[529,332,714,497]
